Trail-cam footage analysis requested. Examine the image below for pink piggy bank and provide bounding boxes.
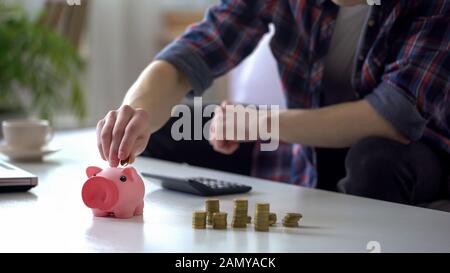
[82,166,145,219]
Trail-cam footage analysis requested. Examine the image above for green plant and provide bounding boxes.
[0,1,86,122]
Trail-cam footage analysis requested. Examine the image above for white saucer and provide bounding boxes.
[0,142,61,162]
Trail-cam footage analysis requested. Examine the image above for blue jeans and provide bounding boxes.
[337,137,449,206]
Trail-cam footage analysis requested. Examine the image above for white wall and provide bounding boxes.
[86,0,162,126]
[86,0,228,126]
[229,25,286,109]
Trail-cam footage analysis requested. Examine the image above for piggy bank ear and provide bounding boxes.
[86,166,102,178]
[122,166,138,180]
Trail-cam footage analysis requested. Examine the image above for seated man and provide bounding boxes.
[96,0,450,207]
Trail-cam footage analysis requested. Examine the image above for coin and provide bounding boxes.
[269,212,277,226]
[205,199,220,225]
[120,158,130,167]
[212,212,227,229]
[231,199,248,228]
[192,211,207,229]
[254,203,270,232]
[286,213,302,218]
[281,212,302,228]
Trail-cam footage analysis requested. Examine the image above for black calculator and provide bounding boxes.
[141,172,252,196]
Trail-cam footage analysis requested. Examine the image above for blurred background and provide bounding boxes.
[0,0,284,132]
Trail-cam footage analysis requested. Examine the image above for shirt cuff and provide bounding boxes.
[365,81,428,141]
[154,42,213,96]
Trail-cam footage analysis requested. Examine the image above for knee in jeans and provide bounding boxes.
[348,137,400,166]
[343,137,401,196]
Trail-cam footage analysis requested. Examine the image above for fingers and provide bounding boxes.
[97,105,150,167]
[128,153,136,165]
[128,134,150,163]
[99,110,117,162]
[209,104,240,155]
[96,119,106,160]
[221,141,240,154]
[119,109,150,162]
[220,100,231,108]
[109,105,134,167]
[211,138,240,155]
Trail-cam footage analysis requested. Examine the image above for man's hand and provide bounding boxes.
[96,105,151,167]
[209,101,240,154]
[277,100,409,147]
[96,60,192,166]
[209,99,408,152]
[209,101,265,154]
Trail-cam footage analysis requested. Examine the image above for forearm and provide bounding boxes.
[276,100,409,148]
[123,60,191,133]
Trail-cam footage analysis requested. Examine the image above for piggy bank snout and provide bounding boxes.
[82,176,119,211]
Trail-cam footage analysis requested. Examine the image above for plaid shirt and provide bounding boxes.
[156,0,450,187]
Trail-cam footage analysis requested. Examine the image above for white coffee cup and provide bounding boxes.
[2,119,53,150]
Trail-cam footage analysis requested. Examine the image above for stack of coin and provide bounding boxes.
[282,213,302,227]
[192,211,207,229]
[205,199,220,225]
[254,203,270,232]
[212,212,227,229]
[231,199,248,228]
[269,212,277,226]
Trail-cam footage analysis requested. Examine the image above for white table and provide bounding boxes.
[1,129,449,253]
